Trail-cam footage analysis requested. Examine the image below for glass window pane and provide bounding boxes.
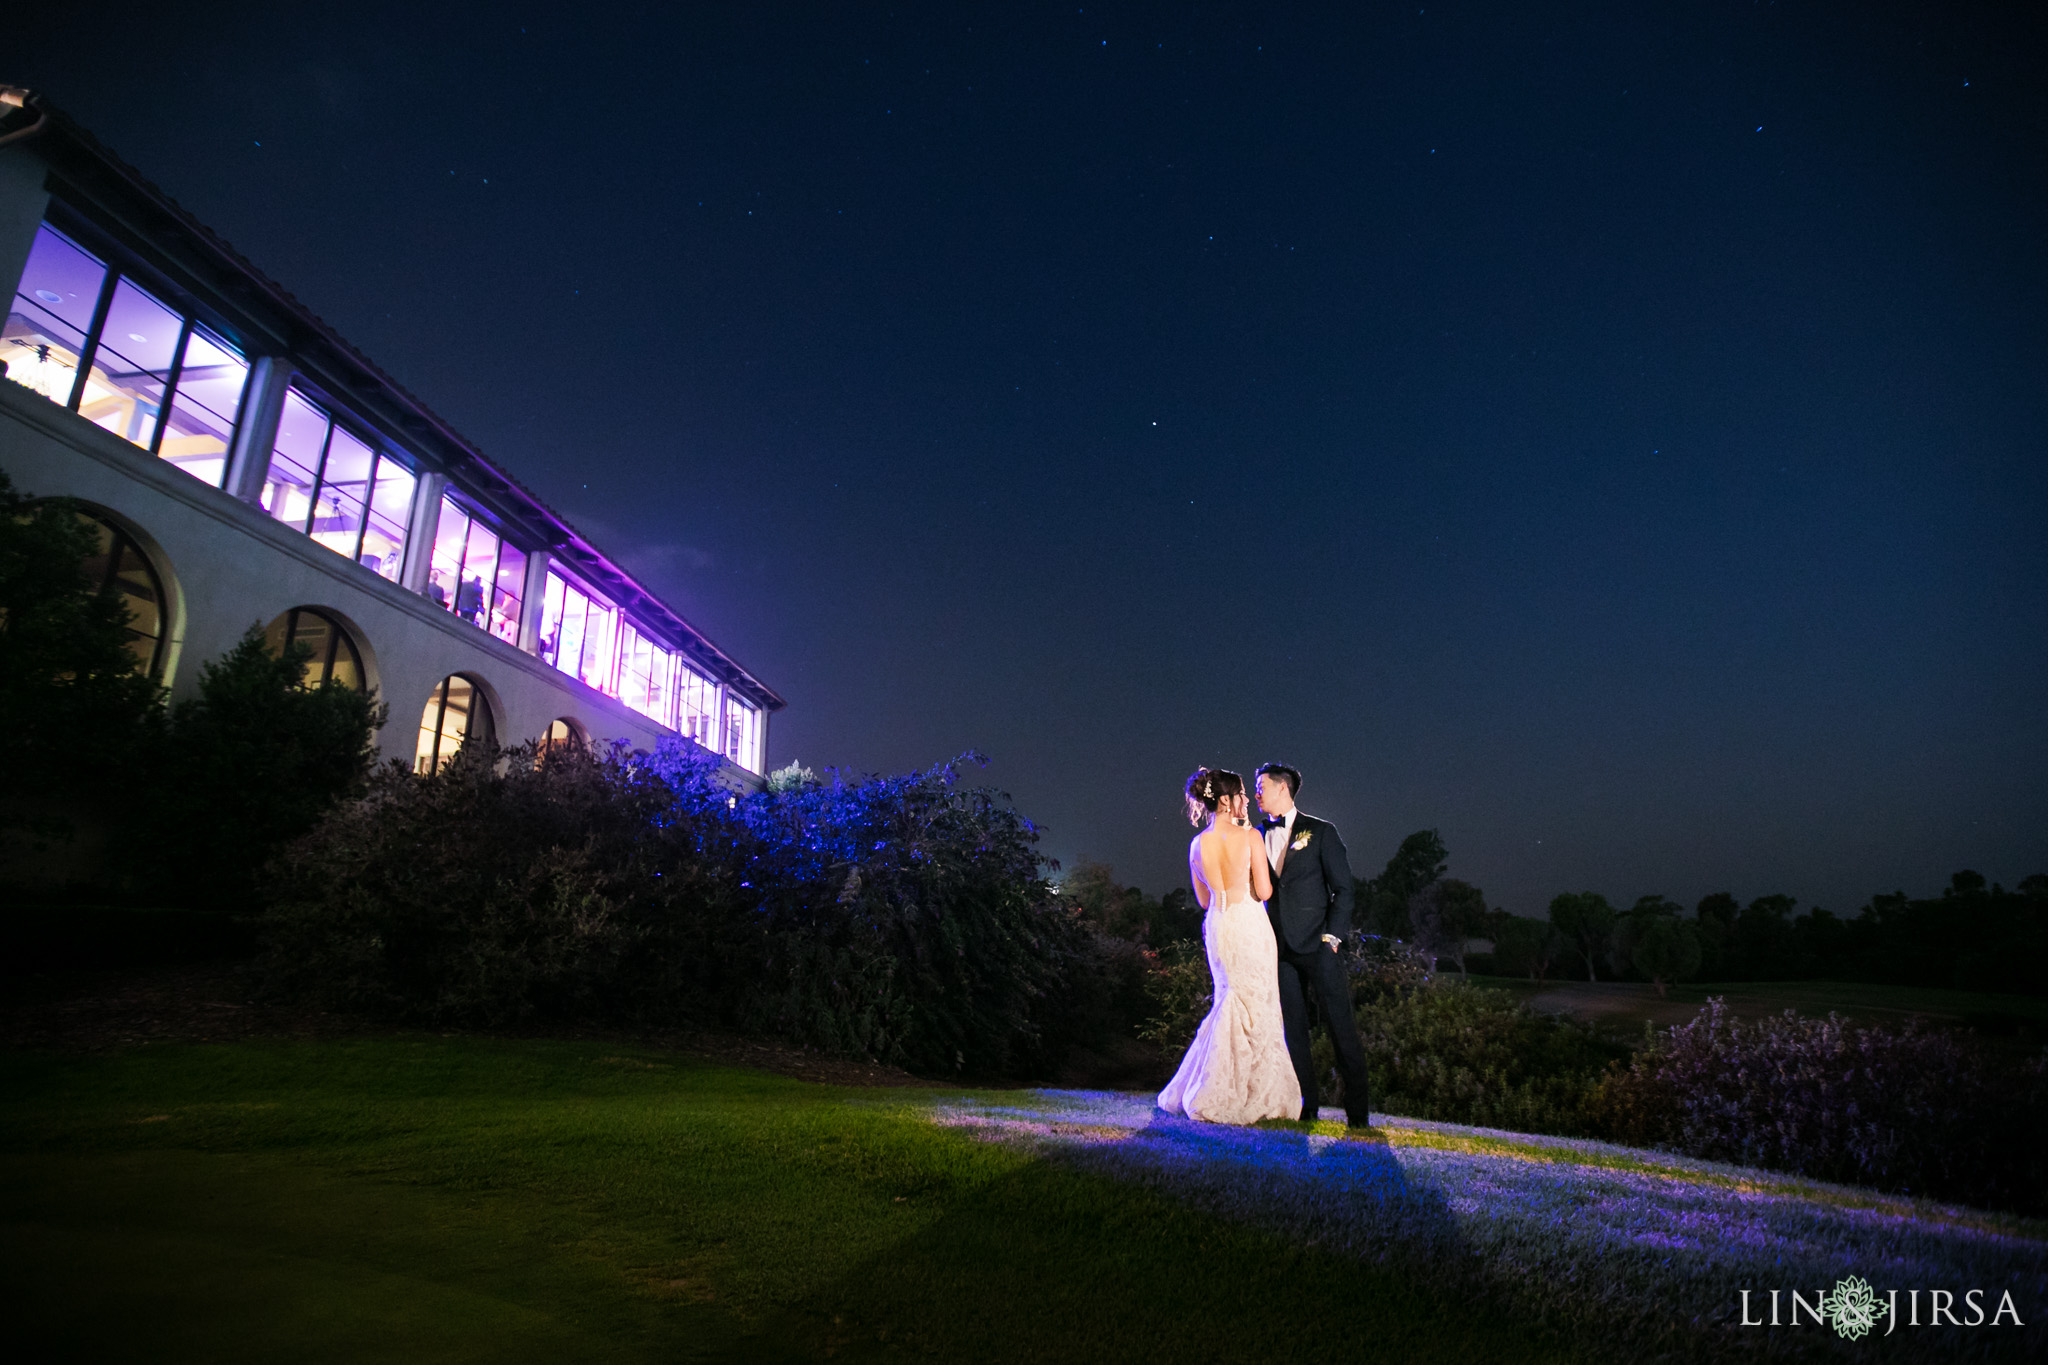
[309,427,374,559]
[158,327,248,487]
[491,543,526,645]
[538,571,568,669]
[675,664,716,746]
[77,514,165,676]
[264,390,329,530]
[556,580,590,680]
[78,278,181,449]
[619,625,655,720]
[579,599,618,695]
[5,224,105,404]
[416,675,493,773]
[427,496,471,613]
[723,695,760,772]
[455,522,498,629]
[360,455,414,582]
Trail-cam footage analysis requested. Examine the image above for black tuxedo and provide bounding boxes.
[1261,810,1372,1125]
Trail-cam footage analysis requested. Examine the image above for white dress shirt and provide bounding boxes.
[1264,808,1297,874]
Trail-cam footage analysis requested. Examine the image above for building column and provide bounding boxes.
[0,148,49,319]
[517,549,549,654]
[400,471,446,596]
[222,356,289,503]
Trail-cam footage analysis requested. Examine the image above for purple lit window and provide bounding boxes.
[5,224,107,404]
[491,543,526,645]
[360,456,415,583]
[6,222,249,484]
[427,496,516,638]
[262,385,415,579]
[157,326,249,487]
[618,625,676,725]
[722,694,762,774]
[537,569,621,697]
[674,664,717,746]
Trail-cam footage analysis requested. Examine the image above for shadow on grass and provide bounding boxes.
[745,1106,1568,1365]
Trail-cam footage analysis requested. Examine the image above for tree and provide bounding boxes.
[1730,894,1799,980]
[1367,828,1448,937]
[149,625,385,911]
[0,471,164,841]
[1694,892,1737,978]
[1609,895,1697,994]
[1490,913,1562,984]
[1059,861,1165,944]
[1548,891,1616,983]
[1410,877,1489,975]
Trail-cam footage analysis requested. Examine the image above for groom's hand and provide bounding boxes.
[1321,933,1341,953]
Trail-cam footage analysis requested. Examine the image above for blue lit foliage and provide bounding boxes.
[265,741,1111,1078]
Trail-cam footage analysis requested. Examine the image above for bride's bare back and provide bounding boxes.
[1189,807,1274,910]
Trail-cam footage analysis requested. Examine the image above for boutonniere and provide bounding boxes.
[1290,831,1312,851]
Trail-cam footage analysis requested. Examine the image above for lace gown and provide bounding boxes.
[1156,883,1304,1125]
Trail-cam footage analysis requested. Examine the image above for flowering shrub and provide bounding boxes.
[1594,999,2048,1213]
[263,743,1115,1078]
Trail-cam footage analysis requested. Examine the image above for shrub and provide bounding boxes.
[148,626,385,911]
[1315,978,1624,1133]
[264,744,1109,1079]
[1593,999,2048,1214]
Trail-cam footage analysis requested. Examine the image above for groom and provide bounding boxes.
[1255,763,1372,1127]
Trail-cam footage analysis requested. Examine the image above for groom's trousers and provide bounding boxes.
[1275,944,1373,1125]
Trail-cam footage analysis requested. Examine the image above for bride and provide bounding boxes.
[1156,767,1304,1124]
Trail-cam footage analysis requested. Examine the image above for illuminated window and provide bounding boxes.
[75,511,167,678]
[722,693,762,774]
[263,607,365,690]
[261,386,416,581]
[618,623,676,726]
[4,222,248,486]
[427,496,524,642]
[416,674,494,773]
[536,568,620,697]
[540,717,586,755]
[674,663,717,747]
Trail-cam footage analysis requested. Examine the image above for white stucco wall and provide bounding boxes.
[2,381,754,784]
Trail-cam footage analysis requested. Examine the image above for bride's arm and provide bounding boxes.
[1248,820,1273,902]
[1188,836,1211,911]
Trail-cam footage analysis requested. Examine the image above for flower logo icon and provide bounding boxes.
[1820,1276,1887,1341]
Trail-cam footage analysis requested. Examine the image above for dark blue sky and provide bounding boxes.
[17,2,2045,915]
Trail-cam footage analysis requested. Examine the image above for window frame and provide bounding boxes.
[18,207,258,480]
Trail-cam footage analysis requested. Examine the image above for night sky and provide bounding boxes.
[14,2,2046,917]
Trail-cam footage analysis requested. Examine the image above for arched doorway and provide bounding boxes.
[75,511,167,678]
[416,674,495,773]
[264,607,366,690]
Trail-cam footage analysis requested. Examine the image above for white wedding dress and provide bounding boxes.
[1156,879,1303,1125]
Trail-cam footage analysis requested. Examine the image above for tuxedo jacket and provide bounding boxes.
[1262,812,1357,955]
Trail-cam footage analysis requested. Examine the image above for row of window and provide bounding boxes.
[8,219,766,770]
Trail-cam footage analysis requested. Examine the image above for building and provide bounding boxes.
[0,90,780,781]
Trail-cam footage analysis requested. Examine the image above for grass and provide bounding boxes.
[0,1037,1583,1364]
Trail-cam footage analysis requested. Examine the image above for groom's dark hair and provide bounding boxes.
[1255,762,1302,797]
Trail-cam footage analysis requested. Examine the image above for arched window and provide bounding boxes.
[75,511,167,678]
[540,717,586,755]
[416,674,494,773]
[264,607,364,690]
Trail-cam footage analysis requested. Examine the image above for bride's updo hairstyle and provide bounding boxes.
[1183,766,1245,827]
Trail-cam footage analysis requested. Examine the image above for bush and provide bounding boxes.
[263,743,1114,1079]
[147,627,385,911]
[1593,999,2048,1214]
[1315,978,1624,1133]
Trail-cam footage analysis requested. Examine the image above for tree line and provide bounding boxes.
[1060,825,2048,999]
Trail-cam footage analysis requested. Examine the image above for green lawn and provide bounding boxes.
[0,1038,1579,1364]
